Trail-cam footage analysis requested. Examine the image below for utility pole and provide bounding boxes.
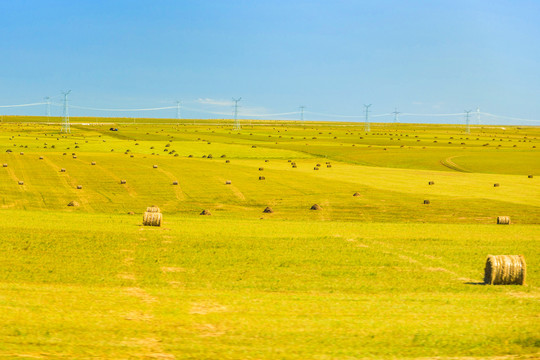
[61,90,71,133]
[392,107,400,123]
[364,104,372,132]
[44,97,51,120]
[233,97,242,130]
[465,110,472,134]
[176,100,181,120]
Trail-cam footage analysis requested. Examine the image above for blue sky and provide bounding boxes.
[1,0,539,124]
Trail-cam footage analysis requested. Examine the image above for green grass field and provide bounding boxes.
[0,117,538,359]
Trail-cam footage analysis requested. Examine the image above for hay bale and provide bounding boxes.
[259,176,265,180]
[39,156,43,160]
[259,167,264,171]
[225,180,232,185]
[120,180,127,184]
[484,255,526,285]
[428,181,435,185]
[265,160,269,162]
[327,164,332,168]
[200,209,211,215]
[252,145,257,148]
[423,200,430,204]
[67,201,79,207]
[172,181,178,185]
[60,168,66,172]
[497,216,511,224]
[2,164,7,167]
[143,211,162,226]
[493,183,500,187]
[292,165,297,168]
[76,185,82,189]
[314,167,319,170]
[18,181,24,185]
[20,152,24,155]
[127,211,135,215]
[91,162,96,165]
[225,160,230,163]
[353,192,361,197]
[153,165,158,168]
[146,206,161,213]
[263,206,273,213]
[73,156,77,159]
[528,175,533,178]
[310,204,322,210]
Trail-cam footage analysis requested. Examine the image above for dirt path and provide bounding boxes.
[440,155,471,173]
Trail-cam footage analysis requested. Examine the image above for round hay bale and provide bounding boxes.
[20,152,24,155]
[259,167,264,171]
[67,201,79,207]
[188,154,193,158]
[143,211,162,226]
[327,164,332,168]
[428,181,435,185]
[76,185,82,189]
[73,156,77,159]
[91,162,96,165]
[172,181,178,185]
[207,154,213,159]
[120,180,127,184]
[127,211,135,215]
[287,160,292,162]
[316,163,321,167]
[225,160,230,163]
[221,155,226,158]
[528,175,533,178]
[497,216,510,224]
[259,176,265,180]
[265,160,269,162]
[39,156,43,160]
[493,183,500,187]
[252,145,257,148]
[2,164,7,167]
[263,206,273,213]
[200,209,211,215]
[353,192,361,197]
[314,167,319,170]
[153,165,158,168]
[310,204,322,210]
[423,200,430,204]
[484,255,526,285]
[292,165,297,168]
[146,206,161,213]
[60,168,66,172]
[225,180,232,185]
[18,181,24,185]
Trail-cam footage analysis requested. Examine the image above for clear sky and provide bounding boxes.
[1,0,539,124]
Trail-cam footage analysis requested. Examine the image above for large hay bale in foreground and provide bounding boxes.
[497,216,510,224]
[143,211,162,226]
[484,255,526,285]
[146,206,161,213]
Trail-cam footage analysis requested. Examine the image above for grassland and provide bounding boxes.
[0,117,538,359]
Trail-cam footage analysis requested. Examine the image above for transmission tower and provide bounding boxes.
[476,107,480,125]
[299,105,305,122]
[44,97,51,119]
[364,104,372,132]
[233,97,242,130]
[176,100,181,119]
[392,107,400,123]
[465,110,472,134]
[61,90,71,133]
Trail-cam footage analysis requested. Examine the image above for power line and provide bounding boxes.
[392,107,400,123]
[232,98,241,130]
[464,110,472,134]
[364,104,372,132]
[61,90,71,133]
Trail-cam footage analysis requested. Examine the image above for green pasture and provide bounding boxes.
[0,117,538,359]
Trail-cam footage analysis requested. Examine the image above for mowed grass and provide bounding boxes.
[0,117,538,359]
